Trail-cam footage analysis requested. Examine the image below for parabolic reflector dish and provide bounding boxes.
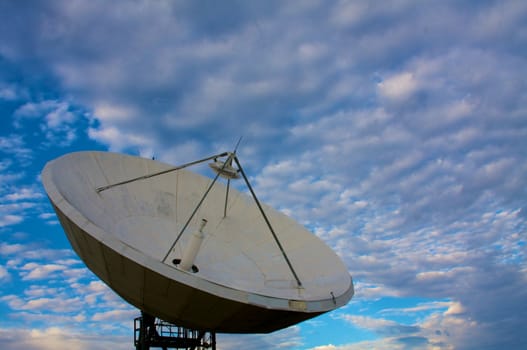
[42,151,353,333]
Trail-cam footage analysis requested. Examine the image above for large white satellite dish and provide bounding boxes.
[42,151,353,335]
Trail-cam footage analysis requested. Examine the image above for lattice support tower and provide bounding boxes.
[134,312,216,350]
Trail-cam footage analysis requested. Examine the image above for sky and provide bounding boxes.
[0,0,526,349]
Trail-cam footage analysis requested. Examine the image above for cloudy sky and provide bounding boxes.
[1,1,526,349]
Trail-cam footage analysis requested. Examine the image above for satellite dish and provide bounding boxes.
[42,151,353,334]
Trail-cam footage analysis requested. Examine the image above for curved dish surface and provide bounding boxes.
[42,151,353,333]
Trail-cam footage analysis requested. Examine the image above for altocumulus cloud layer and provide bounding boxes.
[0,1,526,349]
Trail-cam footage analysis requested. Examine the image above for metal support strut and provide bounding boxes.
[233,155,303,288]
[96,152,228,193]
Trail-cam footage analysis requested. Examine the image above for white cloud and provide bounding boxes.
[0,134,32,161]
[45,102,76,128]
[0,158,12,172]
[24,298,71,311]
[415,267,475,282]
[86,280,108,293]
[24,286,61,298]
[0,265,10,280]
[377,72,419,102]
[14,100,75,127]
[11,311,87,325]
[0,172,25,192]
[0,84,26,101]
[309,341,403,350]
[444,301,465,316]
[1,294,82,313]
[19,248,74,261]
[380,301,452,315]
[330,1,368,28]
[93,102,137,122]
[2,187,44,201]
[220,325,302,350]
[0,214,23,227]
[87,125,150,154]
[0,87,17,100]
[471,0,527,41]
[0,243,25,255]
[91,309,137,322]
[342,314,391,329]
[336,304,479,350]
[352,281,400,300]
[20,263,66,280]
[0,327,131,350]
[38,212,56,220]
[13,100,79,146]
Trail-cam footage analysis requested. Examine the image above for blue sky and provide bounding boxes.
[0,1,526,349]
